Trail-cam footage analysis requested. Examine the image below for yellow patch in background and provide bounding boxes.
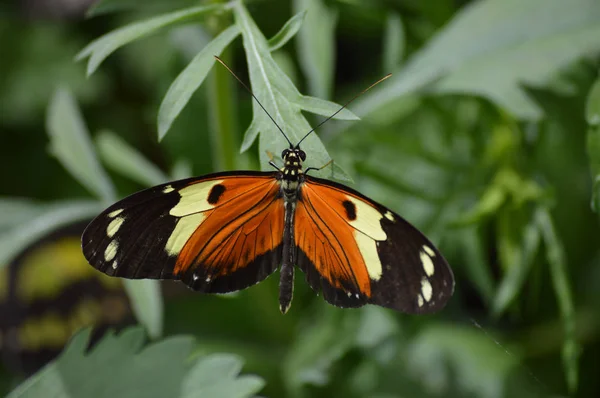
[17,237,97,302]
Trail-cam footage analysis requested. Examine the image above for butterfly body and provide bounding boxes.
[82,146,454,314]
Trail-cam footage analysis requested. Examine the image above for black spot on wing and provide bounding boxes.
[208,184,226,205]
[342,200,356,221]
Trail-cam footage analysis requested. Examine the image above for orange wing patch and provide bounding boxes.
[173,177,284,279]
[295,182,387,298]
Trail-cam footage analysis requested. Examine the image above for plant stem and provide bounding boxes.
[207,20,238,171]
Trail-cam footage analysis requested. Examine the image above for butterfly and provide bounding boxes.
[82,66,454,315]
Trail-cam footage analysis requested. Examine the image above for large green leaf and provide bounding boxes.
[7,328,264,398]
[96,130,169,187]
[351,0,600,121]
[46,88,116,203]
[76,4,227,75]
[158,25,240,140]
[233,1,356,181]
[293,0,337,99]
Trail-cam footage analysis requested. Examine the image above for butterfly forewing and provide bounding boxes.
[82,172,284,294]
[295,175,454,314]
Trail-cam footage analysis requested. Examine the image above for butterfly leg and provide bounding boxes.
[279,201,296,314]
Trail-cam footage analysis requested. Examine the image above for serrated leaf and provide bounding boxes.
[233,1,351,181]
[123,280,164,339]
[76,4,226,76]
[46,88,116,202]
[0,200,104,267]
[96,130,169,187]
[383,12,405,72]
[268,11,306,52]
[7,328,263,398]
[158,25,240,140]
[293,0,337,99]
[182,354,264,398]
[352,0,600,121]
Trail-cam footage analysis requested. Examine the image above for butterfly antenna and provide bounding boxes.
[214,56,293,148]
[295,73,392,148]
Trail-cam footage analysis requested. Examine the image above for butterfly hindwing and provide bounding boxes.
[295,175,454,314]
[82,172,284,294]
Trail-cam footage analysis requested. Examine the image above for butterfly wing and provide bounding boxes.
[295,175,454,314]
[82,172,284,293]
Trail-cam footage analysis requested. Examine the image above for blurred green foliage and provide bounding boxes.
[1,0,600,397]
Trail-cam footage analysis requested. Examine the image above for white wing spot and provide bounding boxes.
[384,211,394,221]
[418,295,424,307]
[347,292,352,297]
[112,261,118,270]
[206,276,211,282]
[106,216,125,238]
[423,245,435,257]
[165,213,206,256]
[104,240,118,262]
[170,180,224,217]
[108,209,123,218]
[355,294,359,299]
[163,185,175,193]
[193,274,199,281]
[421,278,433,302]
[420,250,435,277]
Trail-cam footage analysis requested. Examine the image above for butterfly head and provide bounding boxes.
[281,147,306,182]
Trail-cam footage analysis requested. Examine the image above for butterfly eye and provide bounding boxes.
[298,150,306,161]
[281,149,290,159]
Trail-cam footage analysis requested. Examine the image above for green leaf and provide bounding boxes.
[352,0,600,121]
[492,213,541,316]
[292,95,359,120]
[268,11,306,52]
[171,159,193,180]
[96,130,169,187]
[233,1,351,181]
[585,77,600,126]
[586,77,600,211]
[7,327,264,398]
[87,0,197,16]
[0,200,104,267]
[182,354,264,398]
[409,324,520,398]
[0,198,45,232]
[293,0,337,99]
[76,4,227,76]
[284,308,360,390]
[46,88,116,203]
[123,280,164,339]
[382,12,405,72]
[158,25,240,140]
[535,208,579,394]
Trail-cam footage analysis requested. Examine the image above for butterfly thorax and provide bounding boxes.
[279,148,306,201]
